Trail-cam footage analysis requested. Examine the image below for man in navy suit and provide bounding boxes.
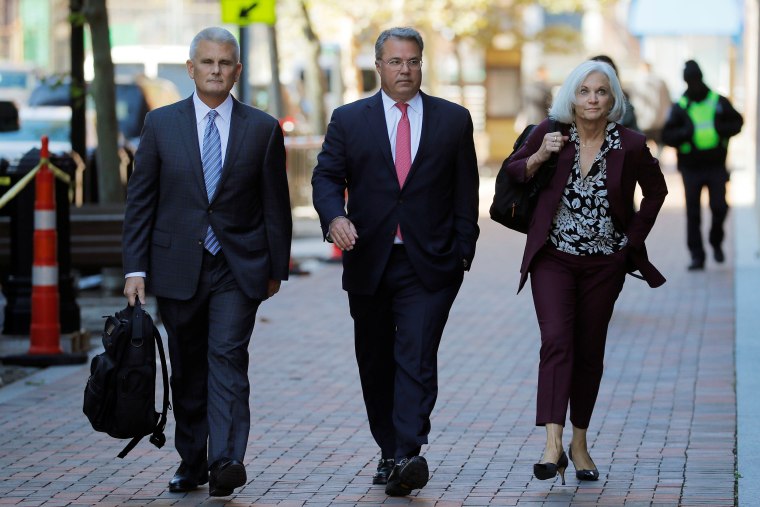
[311,27,479,497]
[122,27,292,497]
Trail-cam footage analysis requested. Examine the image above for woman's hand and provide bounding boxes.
[526,131,568,179]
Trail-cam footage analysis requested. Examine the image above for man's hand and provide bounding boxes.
[329,216,358,251]
[124,276,146,306]
[266,279,281,299]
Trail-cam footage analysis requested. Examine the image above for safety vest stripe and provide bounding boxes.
[32,265,59,286]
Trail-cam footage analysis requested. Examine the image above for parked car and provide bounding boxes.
[0,63,38,106]
[28,75,180,146]
[0,104,73,168]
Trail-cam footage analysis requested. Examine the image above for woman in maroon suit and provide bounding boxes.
[503,60,667,484]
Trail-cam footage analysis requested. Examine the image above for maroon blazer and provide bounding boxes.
[505,118,668,293]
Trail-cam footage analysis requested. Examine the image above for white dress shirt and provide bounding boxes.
[381,90,423,164]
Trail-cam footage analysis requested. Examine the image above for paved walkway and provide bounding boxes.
[0,171,743,506]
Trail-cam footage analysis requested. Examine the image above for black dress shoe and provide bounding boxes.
[168,462,209,492]
[372,458,395,485]
[687,259,705,271]
[385,456,429,497]
[714,247,725,263]
[209,458,247,497]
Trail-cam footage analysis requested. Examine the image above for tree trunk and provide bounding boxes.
[453,37,466,106]
[82,0,122,203]
[300,0,327,135]
[267,25,284,119]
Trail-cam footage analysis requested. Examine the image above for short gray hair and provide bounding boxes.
[374,27,424,60]
[548,60,626,124]
[189,27,240,63]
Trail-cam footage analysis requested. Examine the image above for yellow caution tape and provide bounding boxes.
[0,157,73,210]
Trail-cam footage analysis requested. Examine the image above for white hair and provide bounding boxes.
[189,27,240,63]
[548,60,626,124]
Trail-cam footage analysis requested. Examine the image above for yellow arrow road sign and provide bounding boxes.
[221,0,276,26]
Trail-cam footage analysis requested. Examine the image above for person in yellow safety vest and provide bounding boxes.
[662,60,743,271]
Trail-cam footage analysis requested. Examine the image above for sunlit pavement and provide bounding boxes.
[0,160,752,506]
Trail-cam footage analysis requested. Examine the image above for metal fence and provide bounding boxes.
[285,135,323,218]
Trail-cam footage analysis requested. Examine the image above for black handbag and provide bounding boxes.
[490,119,559,233]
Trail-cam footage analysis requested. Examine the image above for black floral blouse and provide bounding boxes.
[547,122,628,256]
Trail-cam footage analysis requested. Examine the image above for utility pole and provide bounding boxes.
[238,26,249,104]
[70,0,86,161]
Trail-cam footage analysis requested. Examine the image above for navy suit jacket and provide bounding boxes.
[506,118,668,293]
[311,91,480,295]
[123,96,292,301]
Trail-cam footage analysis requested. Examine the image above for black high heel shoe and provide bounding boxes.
[533,450,568,485]
[569,447,599,481]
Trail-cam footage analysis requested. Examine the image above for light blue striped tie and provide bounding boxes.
[202,110,222,255]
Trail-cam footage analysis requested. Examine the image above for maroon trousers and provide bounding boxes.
[530,246,627,429]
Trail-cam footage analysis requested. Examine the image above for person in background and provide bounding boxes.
[662,59,743,271]
[516,65,554,132]
[632,61,671,155]
[590,55,639,131]
[311,26,480,497]
[502,60,667,485]
[122,27,292,497]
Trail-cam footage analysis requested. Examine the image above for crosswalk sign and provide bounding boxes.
[221,0,276,26]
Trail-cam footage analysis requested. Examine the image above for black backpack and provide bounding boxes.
[490,119,559,233]
[83,301,170,458]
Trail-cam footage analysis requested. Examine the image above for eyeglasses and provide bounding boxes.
[379,58,423,70]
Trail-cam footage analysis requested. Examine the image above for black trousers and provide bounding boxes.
[681,167,729,262]
[348,245,462,461]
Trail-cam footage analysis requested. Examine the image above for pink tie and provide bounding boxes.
[394,102,411,240]
[395,102,411,187]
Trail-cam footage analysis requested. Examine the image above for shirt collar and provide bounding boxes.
[381,90,422,115]
[193,93,234,124]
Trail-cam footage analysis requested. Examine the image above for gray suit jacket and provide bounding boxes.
[123,96,292,301]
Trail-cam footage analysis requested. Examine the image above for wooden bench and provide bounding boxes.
[0,204,125,272]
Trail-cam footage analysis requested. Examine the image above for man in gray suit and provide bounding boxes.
[122,27,292,497]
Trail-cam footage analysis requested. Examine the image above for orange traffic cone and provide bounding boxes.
[3,137,86,366]
[326,243,343,263]
[29,136,62,355]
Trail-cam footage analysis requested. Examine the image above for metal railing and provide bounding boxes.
[285,135,323,218]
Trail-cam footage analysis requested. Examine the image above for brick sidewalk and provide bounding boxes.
[0,187,736,506]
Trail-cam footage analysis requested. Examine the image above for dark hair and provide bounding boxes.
[374,27,424,60]
[590,55,618,76]
[683,60,703,82]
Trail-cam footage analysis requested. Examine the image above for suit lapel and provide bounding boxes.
[406,91,437,187]
[605,143,625,218]
[365,91,438,190]
[179,97,207,200]
[364,92,395,177]
[215,98,249,201]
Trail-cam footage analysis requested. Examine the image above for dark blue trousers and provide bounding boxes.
[348,245,462,461]
[158,251,260,472]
